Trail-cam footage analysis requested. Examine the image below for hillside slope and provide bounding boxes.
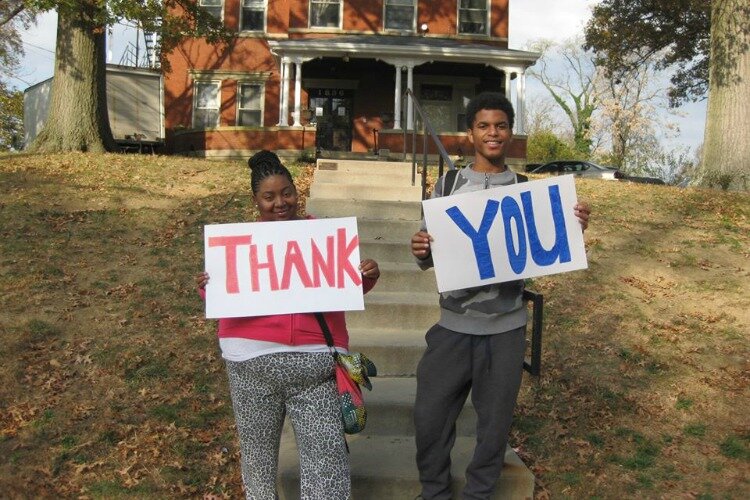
[1,153,748,498]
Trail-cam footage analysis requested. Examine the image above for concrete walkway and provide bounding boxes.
[277,159,534,499]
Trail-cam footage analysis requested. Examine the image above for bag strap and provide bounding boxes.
[314,312,339,359]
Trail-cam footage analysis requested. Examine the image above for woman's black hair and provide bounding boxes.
[248,150,294,194]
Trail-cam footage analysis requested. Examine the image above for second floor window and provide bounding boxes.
[193,81,220,129]
[199,0,223,20]
[385,0,415,31]
[241,0,265,31]
[238,83,263,126]
[310,0,341,28]
[458,0,488,35]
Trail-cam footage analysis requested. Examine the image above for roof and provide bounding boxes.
[269,35,540,68]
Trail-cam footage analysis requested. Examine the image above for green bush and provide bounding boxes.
[526,130,579,163]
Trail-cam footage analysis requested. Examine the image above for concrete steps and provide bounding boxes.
[348,328,426,376]
[362,262,436,292]
[307,198,422,221]
[276,158,535,499]
[310,182,422,202]
[278,435,533,500]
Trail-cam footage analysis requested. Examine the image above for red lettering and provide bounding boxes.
[208,235,253,294]
[281,241,314,289]
[250,244,280,292]
[336,228,361,288]
[310,236,336,287]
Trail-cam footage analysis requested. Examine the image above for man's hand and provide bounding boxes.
[574,202,591,232]
[411,231,433,260]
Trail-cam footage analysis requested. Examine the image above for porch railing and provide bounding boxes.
[401,89,456,200]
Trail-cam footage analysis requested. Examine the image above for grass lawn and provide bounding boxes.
[1,152,748,498]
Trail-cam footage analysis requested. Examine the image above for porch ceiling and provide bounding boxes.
[269,35,540,68]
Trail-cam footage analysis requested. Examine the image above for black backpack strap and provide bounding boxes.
[516,173,528,183]
[442,168,460,196]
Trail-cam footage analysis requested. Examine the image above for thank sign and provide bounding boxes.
[423,175,588,293]
[203,217,363,318]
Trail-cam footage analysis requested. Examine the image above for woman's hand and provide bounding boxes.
[574,202,591,232]
[196,271,210,290]
[359,259,380,280]
[411,230,433,260]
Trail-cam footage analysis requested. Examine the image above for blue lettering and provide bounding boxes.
[446,200,499,280]
[501,197,527,274]
[521,186,571,266]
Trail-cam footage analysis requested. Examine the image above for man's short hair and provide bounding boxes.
[465,92,515,130]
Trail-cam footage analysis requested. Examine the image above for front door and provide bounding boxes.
[309,88,353,152]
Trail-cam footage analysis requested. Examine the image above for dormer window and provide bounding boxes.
[310,0,342,28]
[458,0,488,35]
[385,0,416,31]
[241,0,265,32]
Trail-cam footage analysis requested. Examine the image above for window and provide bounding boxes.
[310,0,341,28]
[458,0,488,35]
[237,83,264,126]
[419,84,453,132]
[241,0,265,31]
[384,0,415,31]
[199,0,223,20]
[193,81,221,128]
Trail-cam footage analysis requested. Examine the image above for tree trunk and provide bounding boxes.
[701,0,750,190]
[28,3,116,153]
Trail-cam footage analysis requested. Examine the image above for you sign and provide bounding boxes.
[423,175,588,293]
[203,217,363,318]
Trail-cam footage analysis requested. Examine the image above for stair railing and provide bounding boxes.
[401,89,455,199]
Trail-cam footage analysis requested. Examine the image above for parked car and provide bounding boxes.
[529,160,627,180]
[524,162,542,172]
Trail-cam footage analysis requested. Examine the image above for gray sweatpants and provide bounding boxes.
[414,324,526,500]
[225,352,350,500]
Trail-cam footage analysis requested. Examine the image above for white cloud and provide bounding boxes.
[509,0,597,49]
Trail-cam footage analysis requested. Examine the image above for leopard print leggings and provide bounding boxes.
[225,352,350,500]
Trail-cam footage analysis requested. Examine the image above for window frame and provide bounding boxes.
[309,0,343,29]
[457,0,489,36]
[198,0,224,22]
[236,82,265,127]
[192,80,222,129]
[239,0,266,32]
[383,0,417,32]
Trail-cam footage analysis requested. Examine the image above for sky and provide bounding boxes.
[10,1,706,154]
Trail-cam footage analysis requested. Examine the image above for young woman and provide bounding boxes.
[197,150,379,499]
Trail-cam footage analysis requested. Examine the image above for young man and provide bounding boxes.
[410,92,590,500]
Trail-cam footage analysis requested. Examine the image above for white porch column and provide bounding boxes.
[293,61,303,126]
[516,69,526,134]
[503,68,512,99]
[406,63,414,130]
[277,60,286,126]
[393,66,403,130]
[280,58,291,126]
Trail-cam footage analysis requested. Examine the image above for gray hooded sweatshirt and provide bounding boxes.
[417,164,527,335]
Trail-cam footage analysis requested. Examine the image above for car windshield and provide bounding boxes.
[587,162,612,171]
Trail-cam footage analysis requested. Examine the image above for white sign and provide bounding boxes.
[203,217,363,318]
[422,175,588,292]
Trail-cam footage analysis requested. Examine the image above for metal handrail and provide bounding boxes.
[401,89,456,199]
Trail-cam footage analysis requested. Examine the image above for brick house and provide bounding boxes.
[164,0,538,164]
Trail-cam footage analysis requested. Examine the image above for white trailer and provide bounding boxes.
[23,64,163,150]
